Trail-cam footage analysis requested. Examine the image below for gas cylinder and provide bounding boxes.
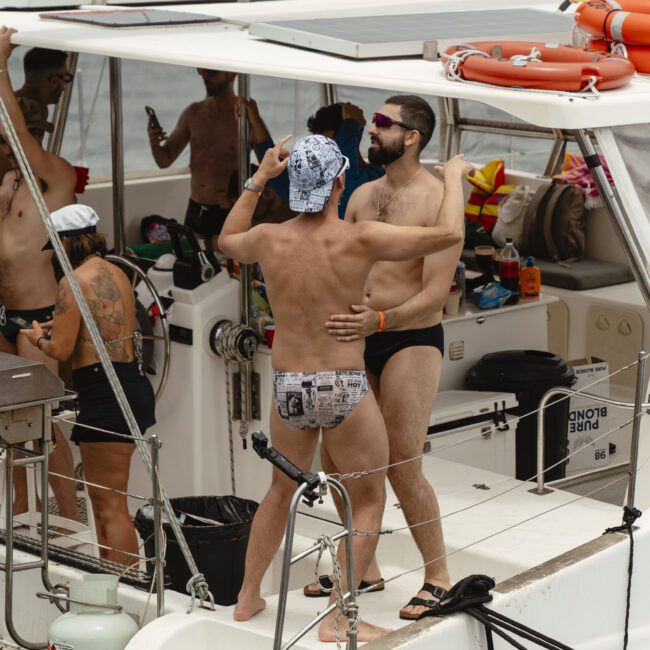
[48,575,138,650]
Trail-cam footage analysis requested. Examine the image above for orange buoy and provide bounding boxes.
[443,41,635,91]
[589,38,650,73]
[576,0,650,46]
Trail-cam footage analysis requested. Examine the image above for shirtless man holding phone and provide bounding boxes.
[146,69,239,248]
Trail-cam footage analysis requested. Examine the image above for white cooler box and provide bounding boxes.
[426,390,519,476]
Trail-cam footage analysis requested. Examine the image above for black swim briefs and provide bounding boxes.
[71,362,156,445]
[364,322,444,378]
[0,304,54,345]
[185,199,230,237]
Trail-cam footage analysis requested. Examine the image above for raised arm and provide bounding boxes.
[358,155,472,262]
[218,135,291,262]
[20,276,81,362]
[0,27,75,188]
[148,105,191,169]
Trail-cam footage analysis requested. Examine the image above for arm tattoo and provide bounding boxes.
[55,281,71,316]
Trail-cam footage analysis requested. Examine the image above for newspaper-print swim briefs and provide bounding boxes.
[273,370,370,430]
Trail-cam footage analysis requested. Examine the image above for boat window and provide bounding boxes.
[610,124,650,223]
[24,54,321,180]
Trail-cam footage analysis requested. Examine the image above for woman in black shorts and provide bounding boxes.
[22,205,155,565]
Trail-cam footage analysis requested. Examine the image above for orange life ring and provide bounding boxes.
[576,0,650,46]
[589,38,650,73]
[443,41,635,91]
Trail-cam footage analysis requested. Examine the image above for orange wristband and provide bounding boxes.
[377,310,385,333]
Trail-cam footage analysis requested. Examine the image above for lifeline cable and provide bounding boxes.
[353,403,642,539]
[332,352,647,483]
[356,471,629,594]
[0,93,210,601]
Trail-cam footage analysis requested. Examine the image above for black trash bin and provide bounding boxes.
[466,350,576,482]
[134,495,258,606]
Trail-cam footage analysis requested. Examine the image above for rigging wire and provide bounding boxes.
[332,353,648,482]
[358,472,630,594]
[352,406,643,537]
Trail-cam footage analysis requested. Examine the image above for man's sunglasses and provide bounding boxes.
[202,69,221,77]
[49,72,74,83]
[372,112,420,133]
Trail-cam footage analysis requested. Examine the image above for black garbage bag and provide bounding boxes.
[135,495,258,605]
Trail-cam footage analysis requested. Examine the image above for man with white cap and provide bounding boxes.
[22,204,156,565]
[0,26,80,523]
[220,134,472,641]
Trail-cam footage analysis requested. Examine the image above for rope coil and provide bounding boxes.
[313,534,357,649]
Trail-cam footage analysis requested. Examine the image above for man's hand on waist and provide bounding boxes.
[325,304,379,342]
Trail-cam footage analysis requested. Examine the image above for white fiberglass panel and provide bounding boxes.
[609,124,650,224]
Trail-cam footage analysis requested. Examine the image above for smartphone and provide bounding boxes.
[9,316,34,330]
[145,105,162,130]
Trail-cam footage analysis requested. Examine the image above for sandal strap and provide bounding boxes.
[420,583,449,601]
[404,596,443,613]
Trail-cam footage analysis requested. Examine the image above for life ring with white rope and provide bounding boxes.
[576,0,650,46]
[588,38,650,73]
[443,41,635,92]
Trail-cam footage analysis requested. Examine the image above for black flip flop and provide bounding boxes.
[303,574,386,598]
[399,582,450,620]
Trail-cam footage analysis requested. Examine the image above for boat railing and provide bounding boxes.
[251,431,358,650]
[535,351,648,498]
[0,422,167,648]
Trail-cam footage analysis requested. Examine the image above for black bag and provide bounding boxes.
[521,183,586,263]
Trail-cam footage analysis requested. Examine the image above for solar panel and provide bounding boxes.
[249,10,575,59]
[40,9,222,28]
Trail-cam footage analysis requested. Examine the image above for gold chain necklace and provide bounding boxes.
[376,166,423,222]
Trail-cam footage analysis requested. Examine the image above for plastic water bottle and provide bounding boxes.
[499,238,520,304]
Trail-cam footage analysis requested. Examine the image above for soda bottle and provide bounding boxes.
[499,237,520,304]
[520,256,541,301]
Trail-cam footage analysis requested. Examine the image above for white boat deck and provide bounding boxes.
[183,455,624,648]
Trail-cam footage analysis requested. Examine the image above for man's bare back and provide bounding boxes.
[253,216,375,372]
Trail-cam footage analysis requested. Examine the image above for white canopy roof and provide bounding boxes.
[3,0,650,129]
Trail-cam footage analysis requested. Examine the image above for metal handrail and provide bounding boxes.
[1,426,165,647]
[274,478,358,650]
[535,354,649,495]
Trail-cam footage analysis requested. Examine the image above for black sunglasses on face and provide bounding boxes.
[372,111,420,133]
[202,69,221,77]
[49,72,74,83]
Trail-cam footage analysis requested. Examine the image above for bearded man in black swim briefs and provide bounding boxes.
[219,130,470,642]
[316,95,464,621]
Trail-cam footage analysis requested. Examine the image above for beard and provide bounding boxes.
[205,80,230,97]
[368,136,405,166]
